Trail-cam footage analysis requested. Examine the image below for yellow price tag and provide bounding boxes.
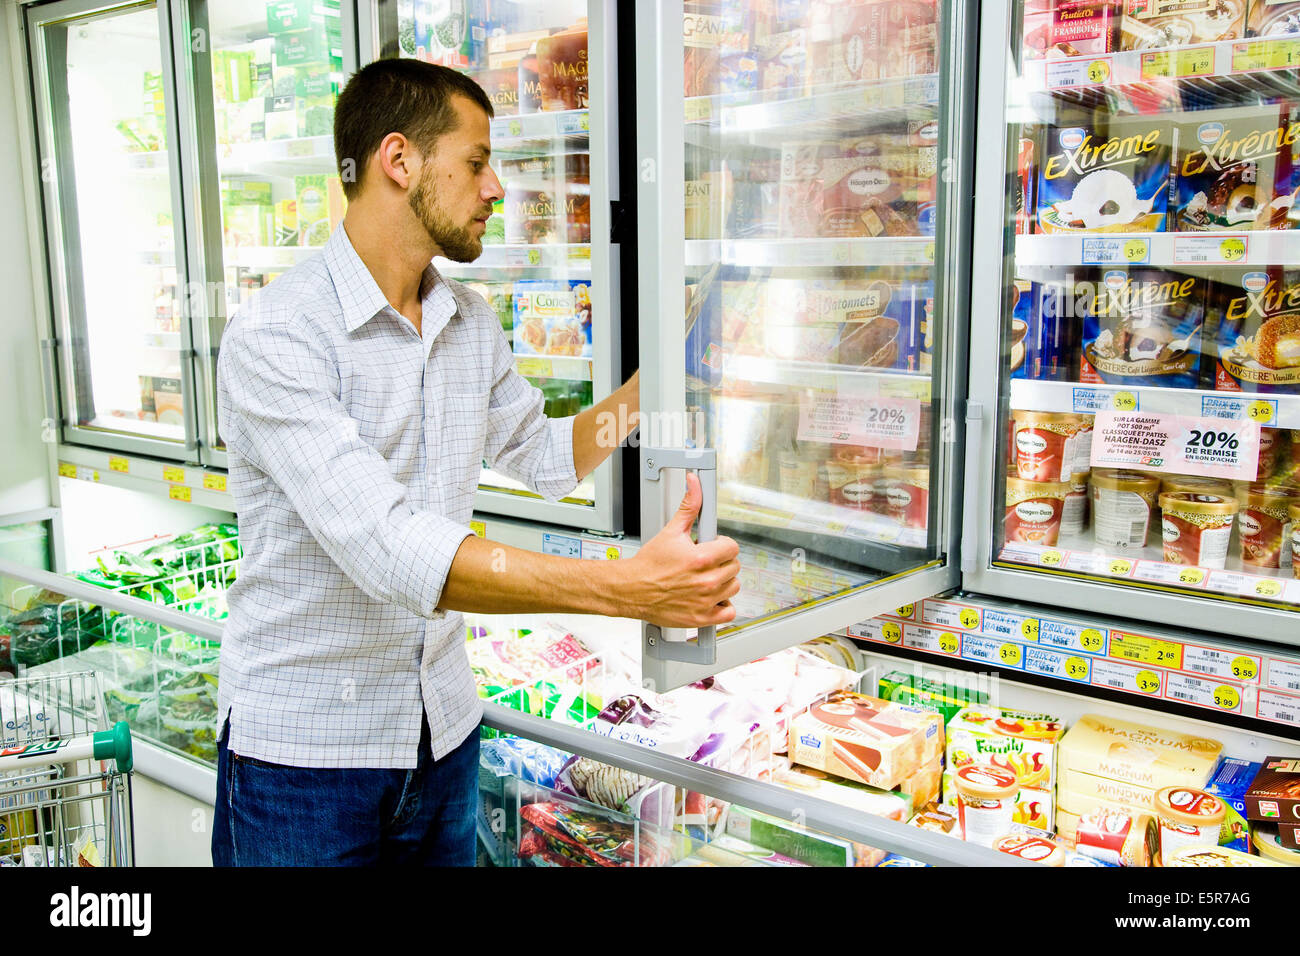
[939,632,960,655]
[1247,400,1275,424]
[1230,656,1258,681]
[1112,632,1182,668]
[469,520,486,538]
[1139,51,1172,79]
[89,470,100,482]
[203,473,227,492]
[1040,550,1064,566]
[1136,670,1161,694]
[1213,685,1240,711]
[605,546,621,560]
[109,457,129,474]
[959,608,980,630]
[882,621,902,644]
[527,248,541,266]
[1021,618,1040,642]
[1086,59,1110,83]
[1178,567,1206,585]
[1255,579,1284,598]
[163,466,185,483]
[1079,628,1105,652]
[516,357,554,378]
[924,242,935,262]
[579,113,590,131]
[169,484,191,502]
[896,604,915,619]
[998,643,1022,666]
[1109,558,1133,576]
[1065,656,1090,680]
[1220,237,1246,261]
[508,120,522,136]
[57,463,77,479]
[1123,239,1149,262]
[1176,47,1214,77]
[1112,391,1138,411]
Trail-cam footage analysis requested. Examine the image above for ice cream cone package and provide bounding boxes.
[512,280,592,358]
[1209,273,1300,393]
[1079,267,1208,387]
[1037,122,1173,234]
[1173,108,1300,232]
[1119,0,1246,49]
[788,691,943,791]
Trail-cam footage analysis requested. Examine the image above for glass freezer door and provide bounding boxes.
[28,0,196,459]
[964,1,1300,646]
[365,0,624,533]
[637,0,974,690]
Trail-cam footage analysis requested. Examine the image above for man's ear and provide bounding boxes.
[375,131,419,191]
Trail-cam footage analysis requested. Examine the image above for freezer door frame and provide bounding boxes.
[960,2,1300,648]
[636,0,976,691]
[26,0,201,463]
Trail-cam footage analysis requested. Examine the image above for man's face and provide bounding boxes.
[408,95,503,262]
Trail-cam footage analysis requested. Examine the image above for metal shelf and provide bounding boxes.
[218,135,336,176]
[491,109,590,146]
[438,243,592,274]
[686,236,936,269]
[1015,231,1300,269]
[722,354,932,398]
[1009,377,1300,430]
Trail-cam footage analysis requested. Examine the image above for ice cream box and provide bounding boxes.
[878,853,928,866]
[771,765,913,820]
[1119,0,1246,49]
[789,691,943,791]
[512,279,592,358]
[1248,0,1300,36]
[898,753,943,806]
[1059,768,1156,811]
[944,705,1065,791]
[1173,109,1300,232]
[877,669,989,724]
[1051,0,1121,56]
[942,771,1055,834]
[1011,277,1077,382]
[1244,755,1300,824]
[724,805,882,867]
[1209,274,1300,394]
[683,2,757,99]
[1037,123,1173,234]
[809,1,937,83]
[1205,756,1261,846]
[1079,267,1208,388]
[1058,713,1222,790]
[1057,786,1149,822]
[909,800,960,837]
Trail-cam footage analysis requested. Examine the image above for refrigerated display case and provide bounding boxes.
[965,1,1300,645]
[363,0,625,533]
[633,0,976,688]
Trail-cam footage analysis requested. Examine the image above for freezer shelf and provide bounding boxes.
[685,237,936,268]
[1016,232,1300,269]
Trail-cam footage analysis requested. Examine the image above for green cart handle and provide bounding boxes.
[0,721,133,774]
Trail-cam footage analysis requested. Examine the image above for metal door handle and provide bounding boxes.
[960,401,986,574]
[641,445,718,664]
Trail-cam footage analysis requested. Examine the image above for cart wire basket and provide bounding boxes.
[0,670,135,867]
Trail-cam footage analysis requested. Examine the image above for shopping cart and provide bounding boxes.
[0,671,135,867]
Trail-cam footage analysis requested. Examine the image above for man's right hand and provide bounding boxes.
[619,472,741,628]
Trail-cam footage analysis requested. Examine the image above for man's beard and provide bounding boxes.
[409,167,484,263]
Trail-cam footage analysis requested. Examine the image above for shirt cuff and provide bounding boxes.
[387,512,476,619]
[531,414,579,501]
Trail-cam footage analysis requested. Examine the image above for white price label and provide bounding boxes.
[1132,561,1211,588]
[1256,690,1300,727]
[1164,673,1243,713]
[1266,659,1300,694]
[1047,57,1111,88]
[1181,644,1261,684]
[847,620,890,644]
[1063,552,1110,575]
[1024,646,1092,683]
[1072,386,1126,414]
[1091,658,1163,696]
[1173,235,1248,264]
[541,533,581,558]
[922,600,981,631]
[580,540,620,561]
[1037,619,1108,655]
[961,634,1025,670]
[1201,395,1278,426]
[981,609,1040,643]
[903,625,961,656]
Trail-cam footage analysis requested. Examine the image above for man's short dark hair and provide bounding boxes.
[334,59,494,200]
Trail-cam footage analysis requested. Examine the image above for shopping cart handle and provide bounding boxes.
[94,722,133,774]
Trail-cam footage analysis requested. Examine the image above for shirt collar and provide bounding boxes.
[324,223,456,337]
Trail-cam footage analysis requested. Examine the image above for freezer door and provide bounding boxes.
[27,0,198,460]
[636,0,975,691]
[362,0,624,533]
[962,2,1300,647]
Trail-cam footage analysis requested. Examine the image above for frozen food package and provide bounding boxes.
[683,1,757,98]
[512,279,592,357]
[1079,267,1208,388]
[518,802,675,867]
[1049,0,1121,56]
[536,22,588,111]
[1119,0,1246,49]
[1059,713,1223,790]
[1010,278,1076,381]
[1173,107,1300,232]
[1037,122,1173,234]
[1209,273,1300,392]
[1248,0,1300,36]
[788,691,944,790]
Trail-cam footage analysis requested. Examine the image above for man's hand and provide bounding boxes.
[618,472,741,628]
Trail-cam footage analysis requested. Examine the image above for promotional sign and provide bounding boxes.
[1090,411,1261,480]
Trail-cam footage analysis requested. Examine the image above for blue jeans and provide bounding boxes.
[211,714,479,866]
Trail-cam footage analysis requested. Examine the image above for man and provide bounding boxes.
[212,59,739,866]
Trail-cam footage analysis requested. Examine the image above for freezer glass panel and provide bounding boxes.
[37,5,188,445]
[993,2,1300,612]
[682,1,953,622]
[376,1,600,510]
[195,0,347,453]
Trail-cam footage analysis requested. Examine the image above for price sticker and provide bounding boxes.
[895,604,916,619]
[1080,628,1105,652]
[1110,631,1183,670]
[108,457,129,474]
[1231,656,1259,682]
[579,113,590,131]
[1254,578,1284,598]
[1081,237,1150,265]
[939,632,960,655]
[1249,400,1277,424]
[1090,658,1158,695]
[1041,550,1064,566]
[1220,237,1246,261]
[516,357,554,379]
[960,634,1022,669]
[1087,59,1111,83]
[1140,50,1173,78]
[959,608,981,630]
[1214,685,1241,711]
[1111,391,1138,411]
[923,242,935,262]
[469,520,486,538]
[1165,673,1243,713]
[169,484,191,502]
[998,643,1023,667]
[1021,618,1040,641]
[882,621,903,644]
[1036,620,1106,655]
[202,474,226,492]
[684,98,713,122]
[1108,558,1133,576]
[1177,46,1215,76]
[1066,656,1090,681]
[508,120,523,136]
[57,463,76,479]
[163,466,185,483]
[1123,238,1150,262]
[1174,235,1250,264]
[1136,670,1162,694]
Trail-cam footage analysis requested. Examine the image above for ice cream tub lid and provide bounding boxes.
[1158,492,1238,517]
[1006,477,1071,505]
[1014,410,1086,427]
[1092,469,1161,493]
[954,764,1019,799]
[1165,845,1281,867]
[1159,475,1233,497]
[1155,787,1226,829]
[993,833,1064,866]
[1251,823,1300,866]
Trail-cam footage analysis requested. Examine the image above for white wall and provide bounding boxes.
[0,1,53,517]
[131,774,215,867]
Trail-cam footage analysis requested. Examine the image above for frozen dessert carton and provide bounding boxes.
[789,691,943,791]
[945,705,1065,789]
[1119,0,1246,49]
[1209,274,1300,393]
[1038,123,1173,233]
[1059,713,1222,790]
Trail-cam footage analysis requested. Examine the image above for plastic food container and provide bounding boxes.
[993,833,1064,866]
[1155,786,1226,860]
[1072,416,1094,475]
[1074,809,1159,867]
[1005,477,1071,545]
[1291,502,1300,580]
[1236,483,1299,568]
[1252,823,1300,866]
[1062,472,1089,536]
[1091,469,1161,550]
[826,460,877,511]
[1159,475,1233,497]
[1159,493,1237,569]
[1013,411,1085,483]
[1165,845,1281,867]
[952,764,1019,848]
[882,466,929,529]
[1257,427,1281,481]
